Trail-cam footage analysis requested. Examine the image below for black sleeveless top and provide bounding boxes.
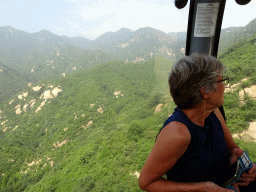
[158,108,230,183]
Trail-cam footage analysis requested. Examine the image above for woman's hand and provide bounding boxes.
[229,148,256,187]
[206,182,239,192]
[231,182,240,192]
[237,162,256,186]
[229,148,243,165]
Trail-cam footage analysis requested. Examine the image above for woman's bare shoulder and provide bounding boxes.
[156,121,191,144]
[152,121,191,166]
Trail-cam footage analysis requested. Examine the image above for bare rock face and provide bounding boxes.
[247,122,256,140]
[233,121,256,143]
[239,85,256,100]
[51,87,63,97]
[225,78,249,95]
[154,104,163,113]
[32,85,42,92]
[97,106,104,114]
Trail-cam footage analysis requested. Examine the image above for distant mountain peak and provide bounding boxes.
[0,25,15,34]
[33,29,59,40]
[5,26,15,36]
[37,29,53,35]
[1,25,14,30]
[134,27,169,36]
[117,27,134,33]
[136,26,158,32]
[100,27,133,36]
[5,25,14,30]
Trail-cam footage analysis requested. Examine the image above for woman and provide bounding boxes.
[138,53,256,192]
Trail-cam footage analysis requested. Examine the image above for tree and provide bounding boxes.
[127,120,144,142]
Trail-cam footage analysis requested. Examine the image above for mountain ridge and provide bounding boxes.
[0,17,256,104]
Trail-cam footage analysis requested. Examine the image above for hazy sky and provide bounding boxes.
[0,0,255,40]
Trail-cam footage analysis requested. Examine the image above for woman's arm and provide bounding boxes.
[138,121,231,191]
[213,108,239,151]
[139,178,231,192]
[213,108,256,187]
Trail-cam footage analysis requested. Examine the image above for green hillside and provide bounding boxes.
[1,42,256,191]
[220,33,256,83]
[219,33,256,134]
[20,45,114,83]
[0,33,114,103]
[0,26,115,84]
[0,57,175,191]
[0,62,29,103]
[219,18,256,54]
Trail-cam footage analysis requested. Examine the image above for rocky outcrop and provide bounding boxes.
[233,121,256,143]
[239,85,256,100]
[154,104,164,113]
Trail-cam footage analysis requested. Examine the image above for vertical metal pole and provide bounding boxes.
[186,0,226,57]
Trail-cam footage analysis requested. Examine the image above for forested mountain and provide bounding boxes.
[220,33,256,132]
[83,27,185,63]
[0,57,173,191]
[0,25,185,71]
[1,17,256,191]
[0,26,114,102]
[0,26,114,82]
[0,62,29,102]
[1,18,256,89]
[1,17,256,73]
[0,25,185,103]
[1,30,256,190]
[168,31,187,41]
[219,18,256,53]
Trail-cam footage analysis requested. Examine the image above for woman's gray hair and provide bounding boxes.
[169,53,224,110]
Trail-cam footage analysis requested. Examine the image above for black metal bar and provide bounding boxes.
[185,0,226,57]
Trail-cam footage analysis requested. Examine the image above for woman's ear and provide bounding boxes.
[201,87,210,100]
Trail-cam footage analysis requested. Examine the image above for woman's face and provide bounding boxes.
[208,75,226,108]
